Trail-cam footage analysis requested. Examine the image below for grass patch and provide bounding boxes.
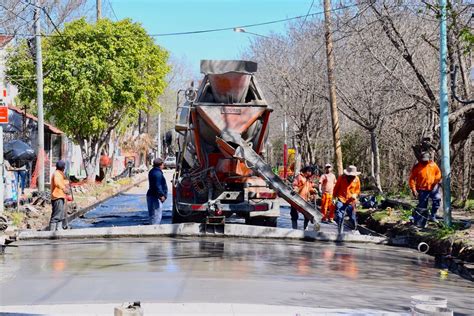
[8,211,25,227]
[400,209,412,221]
[431,222,465,240]
[466,199,474,211]
[116,178,132,186]
[372,210,389,221]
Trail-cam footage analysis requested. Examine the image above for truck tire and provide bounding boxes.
[245,216,277,227]
[172,207,206,224]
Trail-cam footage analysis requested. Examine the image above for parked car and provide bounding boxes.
[163,156,176,169]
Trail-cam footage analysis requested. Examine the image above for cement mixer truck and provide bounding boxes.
[173,60,321,228]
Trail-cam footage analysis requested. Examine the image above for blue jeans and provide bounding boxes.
[335,201,357,229]
[417,185,441,219]
[147,195,163,224]
[15,170,27,194]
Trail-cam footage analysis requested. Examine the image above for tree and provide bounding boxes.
[7,18,170,181]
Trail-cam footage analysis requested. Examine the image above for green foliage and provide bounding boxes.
[7,18,170,147]
[8,211,24,227]
[459,27,474,54]
[372,211,388,222]
[433,222,465,240]
[400,209,412,221]
[466,199,474,212]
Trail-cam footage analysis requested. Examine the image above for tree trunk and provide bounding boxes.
[79,139,102,183]
[370,130,383,193]
[461,138,471,207]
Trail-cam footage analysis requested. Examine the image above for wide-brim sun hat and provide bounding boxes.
[325,163,332,168]
[421,152,430,162]
[343,165,361,176]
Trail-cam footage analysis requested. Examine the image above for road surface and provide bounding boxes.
[70,170,337,231]
[1,237,473,314]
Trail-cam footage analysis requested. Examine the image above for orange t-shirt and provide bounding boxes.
[333,175,361,204]
[51,170,69,200]
[319,173,337,195]
[409,161,441,192]
[293,174,315,202]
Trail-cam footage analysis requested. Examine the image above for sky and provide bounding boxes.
[108,0,321,75]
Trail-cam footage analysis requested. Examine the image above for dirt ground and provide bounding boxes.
[3,172,147,231]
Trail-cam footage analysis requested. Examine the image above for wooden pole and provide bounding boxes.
[323,0,343,176]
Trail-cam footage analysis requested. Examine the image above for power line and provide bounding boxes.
[108,0,119,21]
[300,0,315,30]
[20,0,62,36]
[150,3,358,37]
[0,2,359,38]
[0,3,31,29]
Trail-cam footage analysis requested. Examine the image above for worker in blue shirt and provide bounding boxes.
[147,158,168,224]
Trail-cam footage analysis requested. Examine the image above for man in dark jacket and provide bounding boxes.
[147,158,168,224]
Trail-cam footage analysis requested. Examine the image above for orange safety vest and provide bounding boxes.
[293,173,315,202]
[409,161,441,192]
[333,175,361,204]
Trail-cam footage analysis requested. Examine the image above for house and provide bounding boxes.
[4,106,88,186]
[0,35,17,106]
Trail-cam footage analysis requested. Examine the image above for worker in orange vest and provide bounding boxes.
[319,163,337,223]
[333,165,361,231]
[409,152,441,223]
[49,160,69,231]
[291,166,316,230]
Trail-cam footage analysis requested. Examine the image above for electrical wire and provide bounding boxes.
[108,0,119,21]
[300,0,315,30]
[20,0,62,36]
[0,2,360,38]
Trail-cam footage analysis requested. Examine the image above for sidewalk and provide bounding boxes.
[2,171,148,232]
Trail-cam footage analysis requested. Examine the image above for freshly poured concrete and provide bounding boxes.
[1,237,473,314]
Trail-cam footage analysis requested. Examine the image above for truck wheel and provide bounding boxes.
[172,208,206,224]
[265,217,278,228]
[245,217,277,227]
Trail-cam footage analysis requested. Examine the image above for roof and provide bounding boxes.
[8,105,64,134]
[0,35,13,49]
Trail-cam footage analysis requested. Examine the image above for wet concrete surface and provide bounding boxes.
[1,237,473,314]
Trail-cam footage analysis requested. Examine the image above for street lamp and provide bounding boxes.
[233,27,282,42]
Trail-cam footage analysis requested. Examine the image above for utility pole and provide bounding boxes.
[282,90,288,180]
[323,0,343,176]
[35,0,45,192]
[0,89,6,215]
[439,0,451,226]
[283,112,288,180]
[0,121,3,215]
[96,0,102,21]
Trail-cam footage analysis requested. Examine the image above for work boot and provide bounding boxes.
[429,216,439,223]
[291,220,298,230]
[49,222,57,231]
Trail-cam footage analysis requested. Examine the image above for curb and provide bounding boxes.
[17,223,388,244]
[0,303,400,315]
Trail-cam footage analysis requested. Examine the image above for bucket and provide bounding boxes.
[412,304,453,316]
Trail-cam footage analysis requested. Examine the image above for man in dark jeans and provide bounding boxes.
[147,158,168,225]
[50,160,69,231]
